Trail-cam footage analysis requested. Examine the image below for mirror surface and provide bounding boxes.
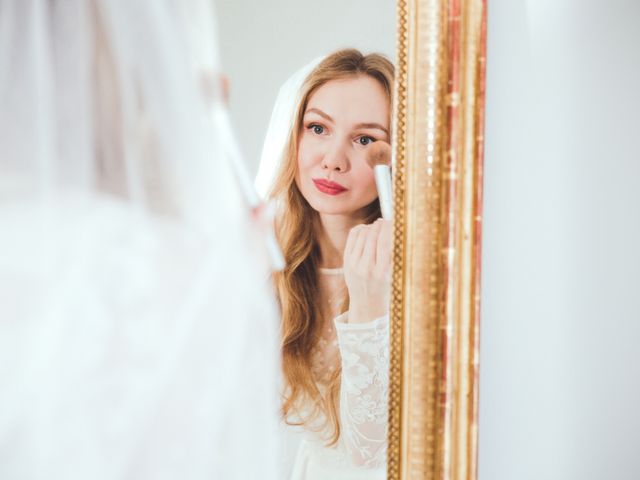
[217,1,396,478]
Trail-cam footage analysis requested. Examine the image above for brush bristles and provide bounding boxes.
[366,141,391,168]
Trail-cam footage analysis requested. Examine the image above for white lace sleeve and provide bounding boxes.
[333,312,390,469]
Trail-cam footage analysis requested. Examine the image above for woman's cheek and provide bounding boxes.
[298,149,309,174]
[297,139,319,170]
[350,171,377,202]
[356,165,377,191]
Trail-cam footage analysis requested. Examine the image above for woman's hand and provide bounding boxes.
[343,218,392,324]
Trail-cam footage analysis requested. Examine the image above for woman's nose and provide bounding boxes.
[321,141,349,172]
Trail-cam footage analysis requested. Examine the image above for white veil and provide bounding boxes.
[0,1,280,479]
[255,56,325,199]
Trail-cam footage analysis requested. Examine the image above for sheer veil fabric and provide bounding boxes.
[0,1,280,479]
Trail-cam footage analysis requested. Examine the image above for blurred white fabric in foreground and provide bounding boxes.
[0,1,280,479]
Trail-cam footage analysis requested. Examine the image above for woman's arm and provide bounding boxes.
[334,312,389,468]
[336,217,392,467]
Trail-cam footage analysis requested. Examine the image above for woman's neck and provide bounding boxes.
[316,212,367,268]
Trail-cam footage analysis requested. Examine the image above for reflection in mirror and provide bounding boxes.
[269,50,393,479]
[217,2,395,478]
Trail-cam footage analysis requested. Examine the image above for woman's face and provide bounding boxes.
[295,75,390,218]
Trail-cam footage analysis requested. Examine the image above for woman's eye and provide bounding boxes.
[310,124,324,135]
[358,136,375,146]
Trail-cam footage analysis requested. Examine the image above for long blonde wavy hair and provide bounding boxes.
[269,49,394,445]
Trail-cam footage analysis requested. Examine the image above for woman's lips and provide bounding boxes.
[312,178,348,195]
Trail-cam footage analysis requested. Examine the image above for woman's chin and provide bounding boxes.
[308,198,374,218]
[301,187,378,217]
[305,197,350,216]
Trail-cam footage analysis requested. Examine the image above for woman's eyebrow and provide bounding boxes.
[305,107,389,136]
[354,122,389,136]
[305,107,333,122]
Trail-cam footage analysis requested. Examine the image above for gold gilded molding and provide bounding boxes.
[388,1,486,479]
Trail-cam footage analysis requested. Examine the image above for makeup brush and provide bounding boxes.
[366,141,393,220]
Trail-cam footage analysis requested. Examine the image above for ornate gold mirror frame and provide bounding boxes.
[388,0,487,479]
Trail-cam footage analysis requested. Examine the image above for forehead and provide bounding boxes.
[305,76,390,127]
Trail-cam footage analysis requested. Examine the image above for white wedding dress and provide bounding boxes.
[283,268,389,480]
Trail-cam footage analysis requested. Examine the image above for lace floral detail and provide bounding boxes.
[310,335,340,385]
[334,313,390,469]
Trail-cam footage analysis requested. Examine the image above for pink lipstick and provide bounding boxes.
[312,178,348,195]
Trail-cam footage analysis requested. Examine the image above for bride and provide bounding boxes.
[260,49,394,480]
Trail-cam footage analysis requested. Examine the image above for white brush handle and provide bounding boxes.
[374,164,393,220]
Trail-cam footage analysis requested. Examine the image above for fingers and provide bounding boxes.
[361,220,382,267]
[350,225,368,264]
[345,219,387,271]
[375,219,393,272]
[343,219,392,322]
[250,200,276,232]
[344,224,364,265]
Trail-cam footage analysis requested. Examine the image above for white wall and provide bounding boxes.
[215,0,396,175]
[480,1,640,478]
